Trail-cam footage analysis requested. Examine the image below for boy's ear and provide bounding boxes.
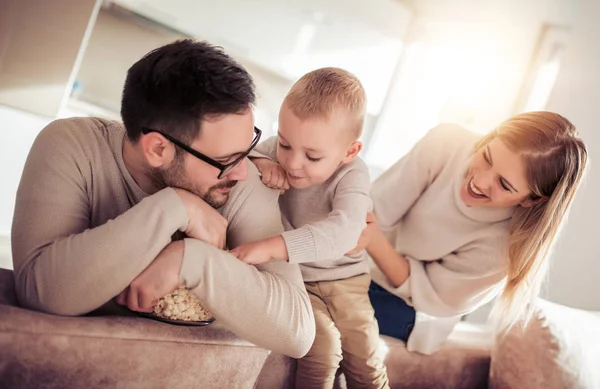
[341,141,362,164]
[140,132,176,168]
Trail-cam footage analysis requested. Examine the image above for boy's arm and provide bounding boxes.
[282,163,372,263]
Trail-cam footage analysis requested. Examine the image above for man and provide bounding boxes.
[11,40,315,358]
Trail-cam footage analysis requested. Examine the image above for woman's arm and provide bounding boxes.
[365,214,410,288]
[369,226,507,317]
[371,125,451,230]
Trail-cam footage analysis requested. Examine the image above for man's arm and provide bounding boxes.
[11,121,188,315]
[178,163,316,358]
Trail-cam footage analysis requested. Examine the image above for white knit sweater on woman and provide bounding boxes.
[370,124,513,354]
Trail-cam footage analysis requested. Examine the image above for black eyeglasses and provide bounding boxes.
[141,126,262,179]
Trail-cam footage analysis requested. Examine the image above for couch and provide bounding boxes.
[1,268,491,388]
[489,299,600,389]
[2,266,598,388]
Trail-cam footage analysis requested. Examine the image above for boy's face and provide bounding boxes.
[276,105,361,189]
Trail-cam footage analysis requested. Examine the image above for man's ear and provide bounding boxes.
[140,132,176,168]
[520,196,548,208]
[341,141,363,164]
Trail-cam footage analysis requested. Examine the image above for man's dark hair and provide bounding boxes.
[121,39,255,145]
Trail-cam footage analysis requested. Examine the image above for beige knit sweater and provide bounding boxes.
[252,136,372,282]
[11,117,315,358]
[369,124,513,353]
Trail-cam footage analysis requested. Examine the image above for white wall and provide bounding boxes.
[466,1,600,318]
[382,0,596,321]
[365,0,576,170]
[543,0,600,311]
[0,8,294,241]
[0,235,11,269]
[75,9,292,136]
[75,10,182,113]
[0,0,100,117]
[0,105,51,237]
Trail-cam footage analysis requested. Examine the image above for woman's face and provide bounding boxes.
[460,138,535,208]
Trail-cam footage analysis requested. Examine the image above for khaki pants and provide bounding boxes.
[295,274,389,389]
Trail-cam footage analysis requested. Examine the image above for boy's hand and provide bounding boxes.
[230,236,289,265]
[230,240,273,265]
[253,158,290,193]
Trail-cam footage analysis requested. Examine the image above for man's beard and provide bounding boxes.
[149,157,238,209]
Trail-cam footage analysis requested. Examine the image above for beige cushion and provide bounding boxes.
[256,322,492,389]
[489,299,600,389]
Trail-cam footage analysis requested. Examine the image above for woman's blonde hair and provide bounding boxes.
[476,111,588,332]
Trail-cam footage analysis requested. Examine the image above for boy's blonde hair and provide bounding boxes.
[284,67,366,139]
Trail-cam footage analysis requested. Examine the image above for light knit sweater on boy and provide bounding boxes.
[252,136,372,281]
[253,137,388,387]
[11,117,315,358]
[369,124,513,354]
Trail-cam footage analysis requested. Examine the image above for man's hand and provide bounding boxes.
[230,235,289,265]
[346,212,379,255]
[174,188,227,249]
[115,240,184,312]
[253,158,290,193]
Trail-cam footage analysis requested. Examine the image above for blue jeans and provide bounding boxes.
[368,281,416,342]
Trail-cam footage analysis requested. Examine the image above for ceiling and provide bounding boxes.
[104,0,580,115]
[403,0,578,26]
[107,0,413,114]
[107,0,412,77]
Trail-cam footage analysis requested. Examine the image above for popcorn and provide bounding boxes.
[152,288,213,321]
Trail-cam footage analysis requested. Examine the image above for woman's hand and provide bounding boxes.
[346,212,379,255]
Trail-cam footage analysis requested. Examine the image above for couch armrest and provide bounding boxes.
[0,268,271,389]
[489,299,600,389]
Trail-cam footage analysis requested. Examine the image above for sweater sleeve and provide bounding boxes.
[11,121,188,316]
[282,162,372,263]
[406,234,508,317]
[371,125,451,231]
[178,162,315,358]
[249,135,279,161]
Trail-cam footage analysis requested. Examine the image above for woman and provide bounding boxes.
[363,111,588,354]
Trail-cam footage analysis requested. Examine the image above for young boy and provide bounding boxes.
[230,68,389,389]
